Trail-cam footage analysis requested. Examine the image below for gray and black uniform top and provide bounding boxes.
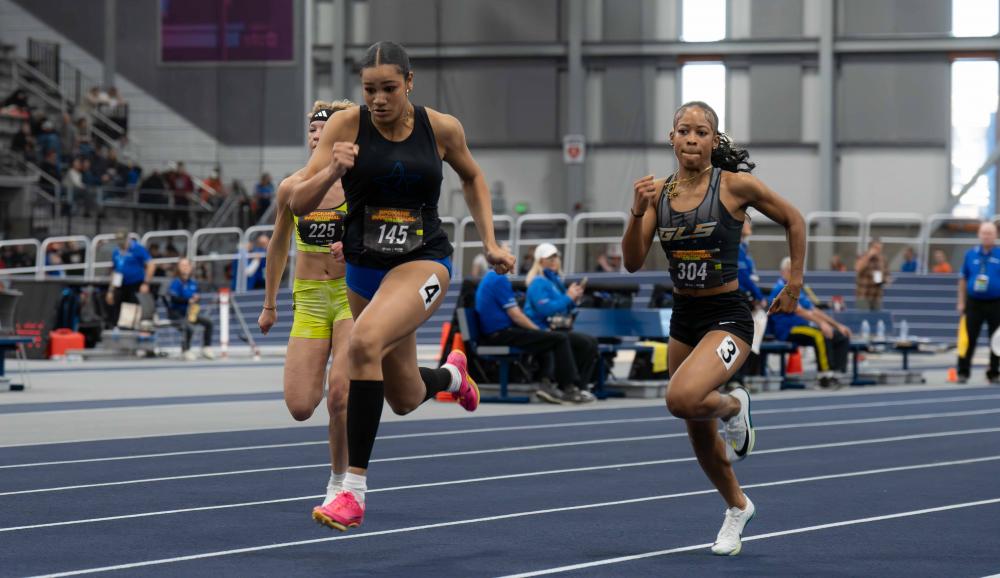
[340,105,453,269]
[656,167,743,290]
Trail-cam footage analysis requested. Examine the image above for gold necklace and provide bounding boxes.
[664,165,712,199]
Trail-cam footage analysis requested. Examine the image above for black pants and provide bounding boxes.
[787,325,849,373]
[959,297,1000,378]
[182,315,213,351]
[482,327,598,389]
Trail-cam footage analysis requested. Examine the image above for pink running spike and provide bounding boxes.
[446,350,479,412]
[312,491,365,531]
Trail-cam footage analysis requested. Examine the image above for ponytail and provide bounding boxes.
[711,132,755,173]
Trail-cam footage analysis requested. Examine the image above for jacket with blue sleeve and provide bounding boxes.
[524,269,576,328]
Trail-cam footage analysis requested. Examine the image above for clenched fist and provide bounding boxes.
[331,142,359,180]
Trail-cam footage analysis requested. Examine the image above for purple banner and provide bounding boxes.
[161,0,294,62]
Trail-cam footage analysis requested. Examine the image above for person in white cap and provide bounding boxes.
[523,242,598,403]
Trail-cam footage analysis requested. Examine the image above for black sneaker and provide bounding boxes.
[535,384,566,404]
[988,372,1000,385]
[958,374,970,384]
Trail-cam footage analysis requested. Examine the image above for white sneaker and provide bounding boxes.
[182,350,197,361]
[201,347,216,360]
[711,496,755,556]
[723,387,755,462]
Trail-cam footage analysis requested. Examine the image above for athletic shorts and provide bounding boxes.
[290,277,352,339]
[345,257,452,301]
[669,290,755,347]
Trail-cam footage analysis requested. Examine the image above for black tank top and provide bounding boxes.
[655,167,743,290]
[341,105,453,269]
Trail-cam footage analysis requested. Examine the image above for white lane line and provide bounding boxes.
[5,397,1000,470]
[5,452,1000,534]
[499,497,1000,577]
[2,390,998,451]
[26,463,1000,577]
[3,424,999,498]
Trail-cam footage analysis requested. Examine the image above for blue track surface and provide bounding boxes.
[2,386,999,577]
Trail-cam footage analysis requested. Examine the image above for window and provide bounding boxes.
[681,63,727,132]
[951,59,998,217]
[681,0,726,42]
[953,0,999,37]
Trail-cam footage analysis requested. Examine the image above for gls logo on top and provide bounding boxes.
[657,222,717,241]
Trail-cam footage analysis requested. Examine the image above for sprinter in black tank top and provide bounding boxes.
[288,41,515,532]
[622,101,806,556]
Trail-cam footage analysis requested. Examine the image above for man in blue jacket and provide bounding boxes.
[105,231,154,326]
[957,221,1000,384]
[475,267,594,404]
[169,258,216,361]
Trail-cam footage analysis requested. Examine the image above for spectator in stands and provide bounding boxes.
[737,220,765,309]
[518,252,534,276]
[200,166,226,206]
[168,257,216,361]
[932,250,953,274]
[469,253,490,279]
[855,238,890,310]
[769,256,851,387]
[147,243,169,279]
[105,232,155,326]
[593,243,624,273]
[124,160,142,187]
[900,247,918,273]
[38,149,61,193]
[523,243,598,402]
[10,121,35,160]
[58,110,78,162]
[829,254,848,272]
[81,86,107,116]
[139,168,167,204]
[956,221,1000,384]
[106,86,125,108]
[1,88,30,116]
[170,161,195,229]
[476,266,594,404]
[35,119,60,162]
[254,172,275,220]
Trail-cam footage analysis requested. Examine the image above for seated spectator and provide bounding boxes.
[168,258,216,361]
[769,257,852,386]
[10,121,35,159]
[518,253,534,276]
[829,254,847,272]
[593,243,624,273]
[124,160,142,187]
[900,247,918,273]
[254,172,275,219]
[523,243,598,403]
[58,110,78,162]
[200,166,226,206]
[38,149,61,193]
[931,249,953,274]
[139,169,167,204]
[469,253,489,279]
[81,86,107,116]
[476,267,594,404]
[35,119,60,163]
[1,88,30,116]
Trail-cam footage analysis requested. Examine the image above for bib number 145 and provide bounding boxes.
[676,261,708,281]
[377,223,409,245]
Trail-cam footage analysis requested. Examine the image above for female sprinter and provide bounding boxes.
[258,99,355,522]
[289,41,515,531]
[621,101,805,556]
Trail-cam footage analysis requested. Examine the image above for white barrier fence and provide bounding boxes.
[0,210,993,291]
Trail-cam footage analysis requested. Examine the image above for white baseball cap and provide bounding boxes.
[534,243,560,261]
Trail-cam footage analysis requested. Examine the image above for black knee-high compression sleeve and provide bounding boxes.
[346,380,385,470]
[420,366,453,401]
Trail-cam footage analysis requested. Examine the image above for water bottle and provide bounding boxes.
[860,319,871,341]
[899,319,909,340]
[875,319,886,341]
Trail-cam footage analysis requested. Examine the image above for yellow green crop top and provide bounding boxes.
[293,202,347,253]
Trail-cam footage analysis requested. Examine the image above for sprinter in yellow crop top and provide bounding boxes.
[257,100,355,522]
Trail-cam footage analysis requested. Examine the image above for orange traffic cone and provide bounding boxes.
[786,349,803,375]
[438,321,452,359]
[947,367,958,383]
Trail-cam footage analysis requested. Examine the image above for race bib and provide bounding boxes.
[975,274,990,293]
[363,206,423,255]
[297,208,345,247]
[668,248,723,289]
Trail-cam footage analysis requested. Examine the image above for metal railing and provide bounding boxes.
[0,210,992,289]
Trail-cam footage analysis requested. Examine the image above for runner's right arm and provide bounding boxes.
[259,179,296,334]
